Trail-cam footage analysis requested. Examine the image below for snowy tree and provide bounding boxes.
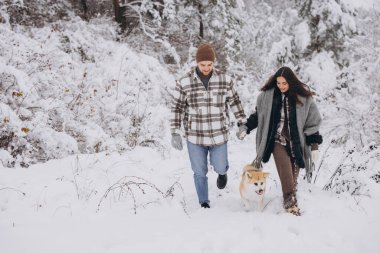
[294,0,357,66]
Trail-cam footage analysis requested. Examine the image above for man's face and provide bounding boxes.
[197,61,214,76]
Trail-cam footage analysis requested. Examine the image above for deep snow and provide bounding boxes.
[1,135,379,253]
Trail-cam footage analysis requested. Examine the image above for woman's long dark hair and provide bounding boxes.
[261,66,314,106]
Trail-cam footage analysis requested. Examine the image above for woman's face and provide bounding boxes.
[276,76,289,93]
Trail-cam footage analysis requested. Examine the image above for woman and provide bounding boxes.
[237,66,322,215]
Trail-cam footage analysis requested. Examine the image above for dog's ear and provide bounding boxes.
[246,171,252,179]
[263,172,270,178]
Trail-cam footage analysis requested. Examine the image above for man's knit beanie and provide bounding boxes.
[196,43,216,63]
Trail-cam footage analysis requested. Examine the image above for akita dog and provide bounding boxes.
[239,164,270,211]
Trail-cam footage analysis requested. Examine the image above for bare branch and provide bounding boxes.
[0,187,26,196]
[97,176,188,216]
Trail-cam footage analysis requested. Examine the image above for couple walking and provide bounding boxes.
[170,43,322,214]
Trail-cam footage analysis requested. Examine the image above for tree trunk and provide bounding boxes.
[112,0,127,32]
[199,17,204,39]
[198,2,204,39]
[80,0,88,20]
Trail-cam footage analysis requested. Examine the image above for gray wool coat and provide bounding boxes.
[255,88,322,180]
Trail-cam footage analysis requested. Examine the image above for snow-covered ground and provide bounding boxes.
[1,135,379,253]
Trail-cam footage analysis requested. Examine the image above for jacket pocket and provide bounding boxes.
[212,91,226,106]
[188,109,201,132]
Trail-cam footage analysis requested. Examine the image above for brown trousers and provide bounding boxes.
[272,143,299,203]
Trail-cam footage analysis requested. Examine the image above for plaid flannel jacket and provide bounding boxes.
[170,68,246,146]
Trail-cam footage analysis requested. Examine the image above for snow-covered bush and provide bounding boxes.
[0,0,113,27]
[0,14,174,167]
[323,143,380,197]
[1,0,73,27]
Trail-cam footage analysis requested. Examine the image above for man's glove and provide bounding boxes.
[236,124,248,140]
[171,133,183,150]
[311,150,319,163]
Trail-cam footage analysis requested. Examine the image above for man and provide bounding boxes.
[170,43,247,208]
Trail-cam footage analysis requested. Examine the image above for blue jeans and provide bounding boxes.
[186,140,229,204]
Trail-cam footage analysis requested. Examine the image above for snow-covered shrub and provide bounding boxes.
[0,0,113,27]
[323,143,380,196]
[0,124,32,168]
[1,0,73,27]
[27,127,78,162]
[0,14,175,167]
